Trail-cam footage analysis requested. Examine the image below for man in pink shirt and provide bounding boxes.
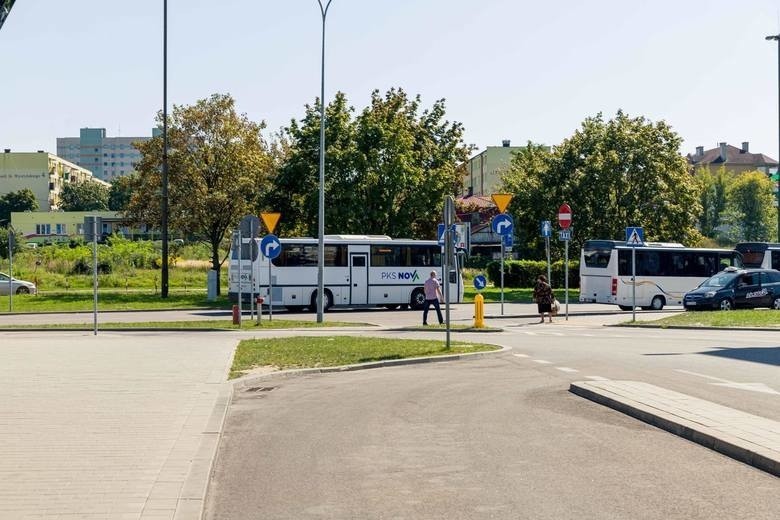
[423,270,444,325]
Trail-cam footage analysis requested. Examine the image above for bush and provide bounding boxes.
[486,259,580,288]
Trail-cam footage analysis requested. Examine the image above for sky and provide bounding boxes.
[1,0,780,160]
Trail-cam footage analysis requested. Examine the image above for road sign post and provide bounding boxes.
[558,204,572,320]
[261,234,281,322]
[491,213,514,316]
[541,220,552,283]
[626,226,644,322]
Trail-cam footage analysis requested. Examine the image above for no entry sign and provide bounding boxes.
[558,203,572,229]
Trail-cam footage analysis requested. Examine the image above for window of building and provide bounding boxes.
[36,224,51,235]
[55,224,67,234]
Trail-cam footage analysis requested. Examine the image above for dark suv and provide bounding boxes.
[683,267,780,311]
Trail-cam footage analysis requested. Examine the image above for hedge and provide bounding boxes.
[485,259,580,288]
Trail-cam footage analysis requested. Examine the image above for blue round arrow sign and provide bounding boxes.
[491,214,513,236]
[260,234,282,259]
[473,274,487,290]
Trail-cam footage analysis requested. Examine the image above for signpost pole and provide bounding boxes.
[237,230,242,326]
[564,239,569,321]
[632,246,637,322]
[8,230,13,312]
[268,259,273,321]
[545,236,551,288]
[500,240,505,316]
[250,221,255,321]
[92,218,98,336]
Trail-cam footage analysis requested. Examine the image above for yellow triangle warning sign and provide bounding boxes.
[261,212,281,234]
[491,193,513,213]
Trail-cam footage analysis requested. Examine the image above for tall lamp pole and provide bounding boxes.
[161,0,169,298]
[316,0,332,323]
[768,34,780,239]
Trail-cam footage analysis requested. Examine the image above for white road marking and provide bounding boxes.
[533,359,552,364]
[556,367,579,373]
[512,353,529,358]
[674,369,780,395]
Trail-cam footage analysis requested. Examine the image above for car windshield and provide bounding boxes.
[699,272,737,288]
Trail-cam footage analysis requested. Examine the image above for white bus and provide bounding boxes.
[735,242,780,270]
[228,235,464,311]
[579,240,742,310]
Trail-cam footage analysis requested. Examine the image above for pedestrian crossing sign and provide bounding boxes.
[625,226,644,246]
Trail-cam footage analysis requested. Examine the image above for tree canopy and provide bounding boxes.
[720,171,777,242]
[125,93,273,293]
[500,111,701,258]
[59,181,109,211]
[0,188,38,225]
[263,88,471,239]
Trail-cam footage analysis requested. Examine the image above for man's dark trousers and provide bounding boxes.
[423,299,443,325]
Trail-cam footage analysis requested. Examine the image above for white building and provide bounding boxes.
[57,127,159,182]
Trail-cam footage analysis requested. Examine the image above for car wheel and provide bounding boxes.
[718,298,733,311]
[771,296,780,310]
[410,288,426,310]
[15,286,30,295]
[649,296,664,310]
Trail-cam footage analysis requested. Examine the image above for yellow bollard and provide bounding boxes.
[474,293,485,328]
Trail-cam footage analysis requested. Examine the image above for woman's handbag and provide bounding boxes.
[552,299,561,315]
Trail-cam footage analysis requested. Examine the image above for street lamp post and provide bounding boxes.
[161,0,170,298]
[768,34,780,239]
[316,0,332,323]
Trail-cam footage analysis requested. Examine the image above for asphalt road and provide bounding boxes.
[204,319,780,520]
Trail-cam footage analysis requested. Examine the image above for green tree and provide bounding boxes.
[0,188,39,225]
[60,181,110,211]
[694,166,731,240]
[126,93,273,294]
[501,111,702,258]
[108,173,136,211]
[265,88,470,238]
[720,171,777,242]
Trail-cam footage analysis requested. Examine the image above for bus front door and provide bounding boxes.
[350,253,368,305]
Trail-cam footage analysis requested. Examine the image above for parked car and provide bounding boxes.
[0,272,37,295]
[683,267,780,310]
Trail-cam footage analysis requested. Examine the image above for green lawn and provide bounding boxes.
[230,336,501,378]
[0,318,370,330]
[464,286,579,303]
[627,309,780,328]
[0,291,230,312]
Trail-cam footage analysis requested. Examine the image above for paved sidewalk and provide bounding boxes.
[570,380,780,477]
[0,331,236,519]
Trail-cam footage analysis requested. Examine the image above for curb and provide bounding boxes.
[614,324,780,332]
[231,345,512,389]
[569,381,780,477]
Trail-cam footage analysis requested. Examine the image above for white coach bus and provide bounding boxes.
[228,235,464,311]
[579,240,742,310]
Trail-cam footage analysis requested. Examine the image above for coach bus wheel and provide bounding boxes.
[410,288,426,310]
[649,296,665,310]
[310,290,333,312]
[384,304,399,310]
[618,305,633,311]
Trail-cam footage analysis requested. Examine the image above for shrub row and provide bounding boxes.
[485,259,580,288]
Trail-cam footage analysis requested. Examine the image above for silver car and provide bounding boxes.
[0,272,37,295]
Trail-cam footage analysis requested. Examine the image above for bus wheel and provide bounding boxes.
[649,296,664,310]
[618,305,633,311]
[718,298,733,311]
[384,304,399,310]
[310,290,333,312]
[410,288,426,310]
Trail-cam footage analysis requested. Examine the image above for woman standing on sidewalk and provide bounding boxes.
[533,274,555,323]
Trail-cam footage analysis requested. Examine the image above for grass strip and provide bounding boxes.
[622,309,780,328]
[0,319,370,330]
[463,287,579,303]
[230,336,501,378]
[0,291,229,312]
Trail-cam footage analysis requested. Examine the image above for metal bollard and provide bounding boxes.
[232,304,240,325]
[473,293,485,328]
